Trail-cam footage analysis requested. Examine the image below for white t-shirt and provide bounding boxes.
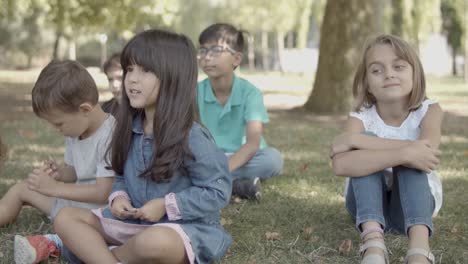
[50,115,116,218]
[344,99,443,216]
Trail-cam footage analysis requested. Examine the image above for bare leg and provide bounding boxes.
[361,222,385,258]
[407,225,431,264]
[54,207,119,264]
[0,181,54,226]
[112,226,187,264]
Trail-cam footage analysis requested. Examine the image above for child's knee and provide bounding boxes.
[8,181,29,197]
[134,227,184,260]
[261,148,283,176]
[53,207,72,233]
[55,207,87,225]
[54,206,74,223]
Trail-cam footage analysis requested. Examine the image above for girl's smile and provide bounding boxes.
[366,44,413,104]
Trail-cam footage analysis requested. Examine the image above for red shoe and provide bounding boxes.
[14,235,60,264]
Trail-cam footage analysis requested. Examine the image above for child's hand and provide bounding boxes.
[134,198,166,222]
[111,196,138,220]
[402,140,441,173]
[27,167,60,196]
[43,159,61,180]
[331,133,355,158]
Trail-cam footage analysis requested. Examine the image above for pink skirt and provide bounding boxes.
[92,208,195,264]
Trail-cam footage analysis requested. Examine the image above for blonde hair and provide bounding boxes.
[352,34,426,112]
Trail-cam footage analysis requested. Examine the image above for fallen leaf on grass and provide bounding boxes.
[232,196,243,204]
[220,217,233,226]
[451,225,460,234]
[18,129,37,139]
[338,239,352,255]
[265,231,280,240]
[302,227,314,240]
[299,163,309,172]
[303,227,314,235]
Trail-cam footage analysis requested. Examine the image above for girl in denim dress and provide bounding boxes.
[331,35,443,264]
[54,29,232,264]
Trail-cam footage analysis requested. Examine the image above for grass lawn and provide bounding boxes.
[0,70,467,263]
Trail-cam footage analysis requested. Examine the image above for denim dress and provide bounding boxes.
[96,114,232,264]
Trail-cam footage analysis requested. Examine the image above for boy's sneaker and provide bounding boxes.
[232,177,262,201]
[14,235,60,264]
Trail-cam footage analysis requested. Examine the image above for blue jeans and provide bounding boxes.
[346,166,435,236]
[61,245,84,264]
[230,147,283,181]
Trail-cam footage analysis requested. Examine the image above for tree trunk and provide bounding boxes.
[286,32,294,48]
[465,0,468,82]
[276,31,285,72]
[69,37,76,61]
[303,0,384,113]
[52,30,62,59]
[247,34,255,71]
[296,0,313,49]
[261,31,269,71]
[452,47,457,76]
[392,0,404,36]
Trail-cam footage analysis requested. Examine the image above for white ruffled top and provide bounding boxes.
[344,99,443,216]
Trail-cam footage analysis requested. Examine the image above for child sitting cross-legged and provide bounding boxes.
[0,60,116,264]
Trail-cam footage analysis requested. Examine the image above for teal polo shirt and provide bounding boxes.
[197,75,269,153]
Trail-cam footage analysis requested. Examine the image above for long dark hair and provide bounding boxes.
[108,29,198,182]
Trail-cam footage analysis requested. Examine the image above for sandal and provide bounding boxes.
[359,239,389,264]
[405,248,435,264]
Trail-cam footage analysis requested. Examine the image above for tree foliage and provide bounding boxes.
[441,0,464,75]
[391,0,441,48]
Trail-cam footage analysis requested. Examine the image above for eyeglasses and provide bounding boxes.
[197,45,237,59]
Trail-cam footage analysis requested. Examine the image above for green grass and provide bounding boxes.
[0,70,467,263]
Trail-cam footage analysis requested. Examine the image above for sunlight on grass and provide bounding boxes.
[10,144,65,156]
[441,135,468,143]
[283,150,322,161]
[0,178,19,185]
[439,168,467,179]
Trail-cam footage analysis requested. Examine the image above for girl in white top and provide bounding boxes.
[331,34,443,264]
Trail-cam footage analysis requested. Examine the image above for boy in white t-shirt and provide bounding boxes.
[0,60,116,264]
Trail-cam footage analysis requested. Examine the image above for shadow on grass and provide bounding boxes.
[442,111,468,137]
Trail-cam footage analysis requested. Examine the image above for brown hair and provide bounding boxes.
[199,23,246,52]
[108,29,198,182]
[352,34,426,112]
[102,53,122,74]
[32,60,99,116]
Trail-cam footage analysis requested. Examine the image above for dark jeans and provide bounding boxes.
[346,166,435,236]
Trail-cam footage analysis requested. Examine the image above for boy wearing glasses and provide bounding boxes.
[101,53,123,116]
[197,23,283,201]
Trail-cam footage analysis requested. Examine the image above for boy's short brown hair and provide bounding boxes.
[32,60,99,116]
[102,53,122,74]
